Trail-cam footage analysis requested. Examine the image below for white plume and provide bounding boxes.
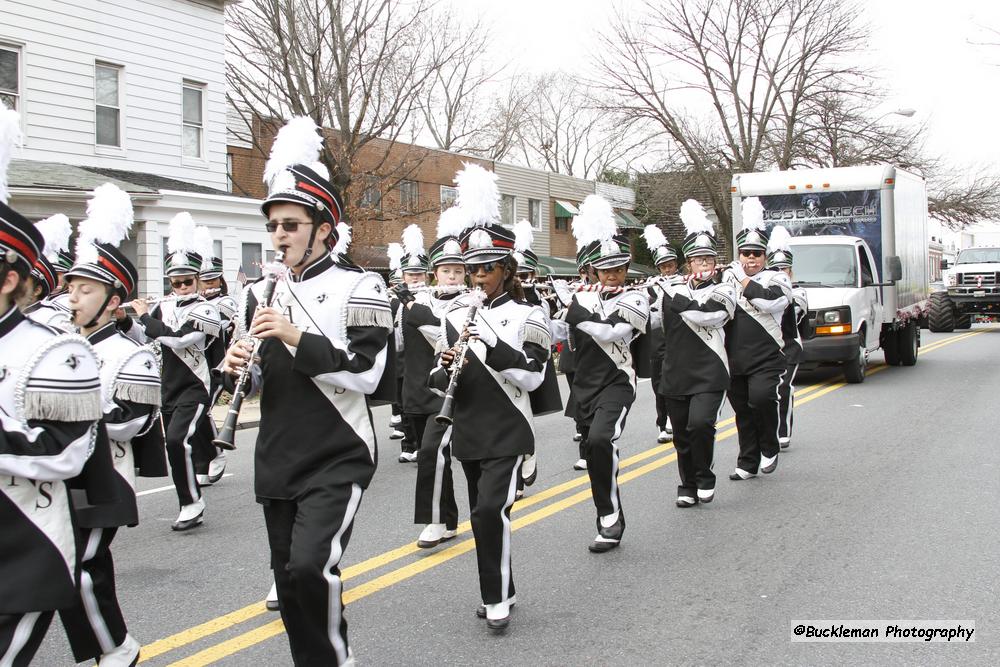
[167,212,197,254]
[454,163,499,227]
[387,242,403,271]
[332,222,351,258]
[76,183,134,264]
[642,224,668,252]
[572,194,617,246]
[767,224,792,253]
[194,226,216,270]
[513,219,534,252]
[0,104,22,204]
[36,214,72,260]
[741,196,766,232]
[467,228,493,250]
[263,116,325,191]
[401,224,425,257]
[436,205,468,239]
[680,199,714,236]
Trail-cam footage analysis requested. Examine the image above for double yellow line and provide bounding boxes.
[145,329,985,665]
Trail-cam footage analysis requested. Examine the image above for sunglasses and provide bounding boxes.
[170,278,195,288]
[739,249,764,258]
[265,221,314,233]
[468,261,503,274]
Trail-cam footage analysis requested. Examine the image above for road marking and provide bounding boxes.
[136,474,234,498]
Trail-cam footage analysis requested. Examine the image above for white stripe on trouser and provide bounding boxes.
[1,612,40,667]
[79,529,115,653]
[772,369,786,448]
[781,365,797,436]
[181,404,204,502]
[324,484,363,665]
[499,456,522,604]
[431,426,452,525]
[609,407,628,515]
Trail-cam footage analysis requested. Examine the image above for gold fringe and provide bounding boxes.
[114,382,161,407]
[347,306,393,329]
[24,390,102,422]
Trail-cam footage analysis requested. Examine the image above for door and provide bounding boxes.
[857,243,882,350]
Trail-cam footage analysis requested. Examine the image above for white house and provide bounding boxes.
[2,0,262,296]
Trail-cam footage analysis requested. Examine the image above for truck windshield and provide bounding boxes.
[789,244,857,287]
[956,248,1000,264]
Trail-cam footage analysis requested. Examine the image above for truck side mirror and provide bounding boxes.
[940,259,949,270]
[884,256,902,283]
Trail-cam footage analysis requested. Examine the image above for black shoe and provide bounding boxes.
[779,437,791,449]
[476,597,517,619]
[523,467,537,487]
[487,616,510,631]
[589,513,625,553]
[266,599,280,611]
[676,495,697,508]
[573,432,582,442]
[171,513,204,532]
[729,468,756,481]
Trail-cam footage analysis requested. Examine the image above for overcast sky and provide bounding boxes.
[457,0,1000,171]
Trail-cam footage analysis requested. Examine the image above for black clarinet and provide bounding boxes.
[435,302,480,426]
[213,251,284,450]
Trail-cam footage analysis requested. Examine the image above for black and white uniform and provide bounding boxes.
[429,292,550,605]
[205,293,238,403]
[564,289,649,520]
[404,289,462,530]
[723,269,792,473]
[0,307,102,667]
[647,282,670,432]
[390,296,418,455]
[778,286,808,442]
[660,279,737,497]
[25,291,73,331]
[236,252,391,666]
[58,323,163,663]
[134,296,220,506]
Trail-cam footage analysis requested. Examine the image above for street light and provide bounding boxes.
[891,108,916,118]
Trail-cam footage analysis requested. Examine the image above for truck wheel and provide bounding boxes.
[898,323,918,366]
[955,313,972,329]
[843,337,867,384]
[882,327,901,366]
[928,293,955,333]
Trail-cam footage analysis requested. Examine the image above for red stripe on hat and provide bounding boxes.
[297,182,340,222]
[0,230,38,265]
[98,255,132,291]
[35,259,55,289]
[492,239,514,248]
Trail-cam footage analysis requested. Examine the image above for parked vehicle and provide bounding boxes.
[930,246,1000,331]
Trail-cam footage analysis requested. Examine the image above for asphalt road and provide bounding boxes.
[34,326,999,666]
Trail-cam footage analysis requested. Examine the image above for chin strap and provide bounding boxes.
[82,290,115,330]
[293,212,326,268]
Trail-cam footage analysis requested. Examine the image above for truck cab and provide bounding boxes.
[930,247,1000,331]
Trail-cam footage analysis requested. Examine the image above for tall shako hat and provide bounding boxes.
[387,242,403,283]
[36,213,73,273]
[512,219,538,273]
[766,225,794,269]
[65,183,137,298]
[400,224,428,273]
[679,199,717,258]
[262,117,344,254]
[454,163,514,264]
[736,196,768,251]
[642,224,678,266]
[164,212,203,276]
[31,220,61,297]
[0,104,43,273]
[572,194,630,270]
[195,226,223,280]
[428,205,466,267]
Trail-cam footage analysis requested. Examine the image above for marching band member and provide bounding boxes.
[429,163,555,630]
[23,213,74,330]
[0,107,104,666]
[58,183,165,666]
[222,116,393,665]
[392,226,430,463]
[386,259,407,443]
[765,226,808,448]
[660,201,736,507]
[641,224,680,444]
[129,212,221,530]
[563,195,649,553]
[723,197,792,481]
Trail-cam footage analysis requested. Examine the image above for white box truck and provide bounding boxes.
[731,165,930,382]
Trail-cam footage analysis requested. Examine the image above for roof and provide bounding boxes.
[8,160,232,197]
[732,165,924,196]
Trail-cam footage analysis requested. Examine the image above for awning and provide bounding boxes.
[554,200,579,218]
[535,255,658,279]
[615,209,643,230]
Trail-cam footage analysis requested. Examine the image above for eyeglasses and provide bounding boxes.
[468,261,502,274]
[170,278,195,288]
[265,221,313,233]
[739,249,764,258]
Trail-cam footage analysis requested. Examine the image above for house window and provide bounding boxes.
[398,179,418,213]
[555,217,570,231]
[213,240,222,261]
[95,63,122,147]
[182,82,205,159]
[242,242,263,279]
[528,198,541,229]
[440,185,458,211]
[0,44,20,111]
[501,194,515,227]
[360,177,381,212]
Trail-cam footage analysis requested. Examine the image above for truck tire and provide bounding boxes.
[955,313,972,329]
[898,322,918,366]
[882,327,901,366]
[843,332,867,384]
[928,293,955,333]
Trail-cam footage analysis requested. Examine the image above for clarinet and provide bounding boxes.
[212,251,285,450]
[435,301,480,426]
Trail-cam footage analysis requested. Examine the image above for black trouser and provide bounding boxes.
[59,528,127,662]
[565,372,587,459]
[263,482,364,666]
[666,392,725,496]
[729,370,783,473]
[163,402,213,506]
[778,363,798,440]
[460,456,521,605]
[412,413,458,529]
[650,355,668,430]
[581,402,630,518]
[0,611,54,667]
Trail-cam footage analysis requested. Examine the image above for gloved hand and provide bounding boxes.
[395,282,416,306]
[551,279,573,307]
[467,321,498,348]
[727,260,747,282]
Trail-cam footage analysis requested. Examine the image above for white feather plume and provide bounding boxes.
[387,242,403,271]
[467,229,493,250]
[436,205,468,239]
[332,222,351,258]
[76,183,134,264]
[454,163,499,227]
[513,219,534,252]
[680,199,714,236]
[642,224,668,252]
[167,212,197,254]
[741,196,766,232]
[194,226,216,271]
[0,105,22,205]
[767,224,792,253]
[572,194,617,246]
[401,224,425,257]
[263,116,325,191]
[35,214,72,260]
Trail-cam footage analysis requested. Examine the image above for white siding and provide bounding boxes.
[495,162,551,256]
[2,0,228,190]
[548,172,595,201]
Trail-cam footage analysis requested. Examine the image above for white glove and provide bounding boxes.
[728,260,747,282]
[467,321,498,348]
[551,279,573,307]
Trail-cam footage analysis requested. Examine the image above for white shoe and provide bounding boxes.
[172,498,205,531]
[697,488,715,503]
[417,523,457,548]
[389,428,405,440]
[266,582,279,611]
[664,417,673,435]
[657,430,671,444]
[779,436,791,449]
[573,432,583,442]
[398,451,417,463]
[389,414,402,427]
[195,474,212,486]
[207,452,227,484]
[729,468,756,481]
[521,455,537,485]
[760,453,778,474]
[97,633,140,666]
[573,458,587,471]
